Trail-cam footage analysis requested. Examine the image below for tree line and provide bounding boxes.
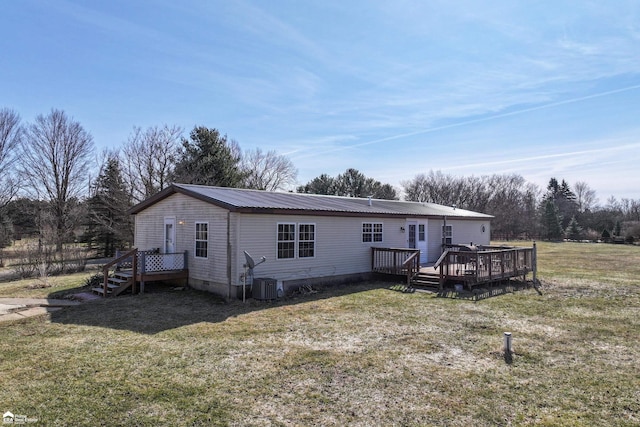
[400,172,640,243]
[1,107,638,261]
[0,108,298,257]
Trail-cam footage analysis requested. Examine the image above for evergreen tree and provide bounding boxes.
[297,168,398,200]
[614,220,622,237]
[542,177,578,231]
[565,216,583,240]
[172,126,245,187]
[297,174,337,195]
[86,156,132,257]
[543,199,564,240]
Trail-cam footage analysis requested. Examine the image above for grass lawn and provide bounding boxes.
[0,241,638,426]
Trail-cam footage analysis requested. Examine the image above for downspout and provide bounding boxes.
[227,211,232,301]
[442,215,447,254]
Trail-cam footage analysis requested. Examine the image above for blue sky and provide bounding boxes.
[2,1,639,201]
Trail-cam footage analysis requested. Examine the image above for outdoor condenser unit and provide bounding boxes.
[252,278,277,300]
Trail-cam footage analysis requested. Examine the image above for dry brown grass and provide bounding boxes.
[0,241,638,426]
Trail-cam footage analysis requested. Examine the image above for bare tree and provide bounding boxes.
[121,125,182,203]
[402,170,542,239]
[241,148,298,191]
[574,181,598,213]
[401,170,462,206]
[19,109,94,251]
[0,108,22,207]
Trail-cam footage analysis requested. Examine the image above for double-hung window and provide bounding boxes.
[362,222,383,243]
[277,223,296,259]
[442,225,452,245]
[195,222,208,258]
[298,224,315,258]
[277,223,316,259]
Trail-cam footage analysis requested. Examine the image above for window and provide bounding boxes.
[277,223,316,259]
[195,222,208,258]
[362,222,383,243]
[277,223,296,259]
[418,224,425,241]
[442,225,452,245]
[298,224,315,258]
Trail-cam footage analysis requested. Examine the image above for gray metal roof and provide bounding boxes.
[129,183,493,219]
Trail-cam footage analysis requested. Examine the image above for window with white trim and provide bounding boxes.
[418,224,425,242]
[442,225,452,245]
[298,223,315,258]
[195,222,208,258]
[277,223,316,259]
[362,222,383,243]
[277,223,296,259]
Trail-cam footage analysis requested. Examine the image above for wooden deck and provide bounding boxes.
[373,244,537,291]
[96,249,189,296]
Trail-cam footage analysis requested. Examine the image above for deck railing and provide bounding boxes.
[138,251,187,273]
[114,249,188,274]
[372,247,421,285]
[437,244,536,289]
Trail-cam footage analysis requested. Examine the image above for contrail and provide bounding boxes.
[291,83,640,160]
[439,142,640,172]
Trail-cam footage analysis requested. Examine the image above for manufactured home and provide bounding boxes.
[127,184,492,298]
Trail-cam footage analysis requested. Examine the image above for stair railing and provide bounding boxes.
[102,248,138,296]
[402,251,420,286]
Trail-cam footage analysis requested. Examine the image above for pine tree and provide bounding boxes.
[86,157,133,257]
[172,126,246,187]
[614,220,622,237]
[543,199,564,240]
[565,216,583,241]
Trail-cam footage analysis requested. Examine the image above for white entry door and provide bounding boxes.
[407,220,428,264]
[164,217,176,254]
[163,217,176,270]
[417,222,428,264]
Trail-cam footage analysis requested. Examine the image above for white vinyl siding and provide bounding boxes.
[195,222,208,258]
[233,215,399,285]
[447,220,490,247]
[133,193,230,292]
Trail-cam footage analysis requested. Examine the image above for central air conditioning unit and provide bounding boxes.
[252,278,277,300]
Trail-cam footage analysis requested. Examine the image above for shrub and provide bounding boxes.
[84,272,105,288]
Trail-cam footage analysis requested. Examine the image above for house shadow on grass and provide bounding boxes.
[48,281,395,335]
[435,280,540,301]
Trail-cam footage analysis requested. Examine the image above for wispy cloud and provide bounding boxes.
[289,84,640,161]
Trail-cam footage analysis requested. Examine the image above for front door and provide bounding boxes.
[164,217,176,269]
[408,223,417,249]
[418,222,427,264]
[407,220,428,264]
[164,217,176,254]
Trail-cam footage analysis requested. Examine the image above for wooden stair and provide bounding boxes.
[411,272,440,291]
[92,269,135,297]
